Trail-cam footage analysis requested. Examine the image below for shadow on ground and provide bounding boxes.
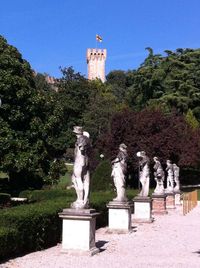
[96,240,109,252]
[193,250,200,256]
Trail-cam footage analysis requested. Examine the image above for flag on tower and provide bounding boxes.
[96,34,103,42]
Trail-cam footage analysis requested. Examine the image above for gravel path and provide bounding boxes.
[1,202,200,268]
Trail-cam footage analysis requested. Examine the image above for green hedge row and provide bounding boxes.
[0,227,20,259]
[0,189,115,261]
[0,189,77,261]
[19,189,71,201]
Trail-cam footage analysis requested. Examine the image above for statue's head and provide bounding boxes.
[83,131,90,138]
[136,151,146,158]
[73,126,83,135]
[153,156,159,162]
[166,159,172,165]
[119,143,127,151]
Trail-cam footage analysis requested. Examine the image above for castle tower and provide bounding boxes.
[86,48,107,82]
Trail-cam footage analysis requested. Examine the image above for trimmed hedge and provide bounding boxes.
[0,193,11,207]
[0,227,20,259]
[0,189,115,261]
[0,188,141,261]
[19,189,71,202]
[0,193,73,261]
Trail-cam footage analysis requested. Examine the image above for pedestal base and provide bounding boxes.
[175,192,181,206]
[132,196,153,223]
[107,201,133,233]
[152,194,168,215]
[61,247,100,256]
[166,193,176,209]
[59,208,100,255]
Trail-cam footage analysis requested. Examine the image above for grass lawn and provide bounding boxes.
[56,172,71,189]
[53,163,74,189]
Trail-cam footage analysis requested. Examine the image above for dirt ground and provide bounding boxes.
[1,202,200,268]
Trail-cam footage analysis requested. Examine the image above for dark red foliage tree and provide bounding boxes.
[96,109,200,185]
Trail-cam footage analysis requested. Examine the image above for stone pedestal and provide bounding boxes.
[59,208,100,256]
[107,201,133,233]
[174,191,181,206]
[152,193,168,215]
[132,196,153,223]
[166,192,176,209]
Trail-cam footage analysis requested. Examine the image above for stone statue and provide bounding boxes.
[173,163,180,192]
[165,160,174,192]
[111,143,128,202]
[136,151,150,197]
[71,126,91,209]
[153,157,165,194]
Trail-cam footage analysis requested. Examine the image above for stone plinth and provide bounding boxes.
[107,201,133,233]
[166,193,176,209]
[59,208,100,256]
[152,193,168,215]
[174,191,181,206]
[132,196,153,223]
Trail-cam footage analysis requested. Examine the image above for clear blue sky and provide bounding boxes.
[0,0,200,78]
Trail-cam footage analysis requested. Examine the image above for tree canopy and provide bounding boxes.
[1,35,200,189]
[96,108,200,173]
[122,48,200,119]
[0,36,64,191]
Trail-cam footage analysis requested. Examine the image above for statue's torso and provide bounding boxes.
[74,136,90,167]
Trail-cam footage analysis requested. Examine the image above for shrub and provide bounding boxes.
[90,191,114,228]
[0,193,11,206]
[91,159,113,191]
[0,176,10,193]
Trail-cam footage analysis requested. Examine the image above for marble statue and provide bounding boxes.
[71,126,91,209]
[111,143,128,202]
[136,151,150,197]
[173,163,180,192]
[153,157,165,194]
[165,160,174,192]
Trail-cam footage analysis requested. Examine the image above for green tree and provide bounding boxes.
[125,48,200,117]
[106,70,127,88]
[0,36,47,191]
[82,80,118,141]
[53,67,91,149]
[0,36,67,192]
[33,73,53,92]
[106,70,133,104]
